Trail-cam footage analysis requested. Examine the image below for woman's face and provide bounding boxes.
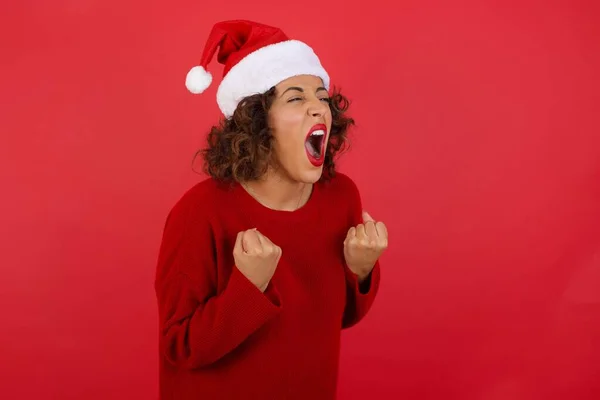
[267,74,333,184]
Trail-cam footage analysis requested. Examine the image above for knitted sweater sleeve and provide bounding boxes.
[154,196,282,369]
[341,177,382,329]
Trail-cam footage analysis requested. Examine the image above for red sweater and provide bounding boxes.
[154,172,381,399]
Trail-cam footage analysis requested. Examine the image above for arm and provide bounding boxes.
[341,178,382,329]
[155,200,282,369]
[342,260,381,328]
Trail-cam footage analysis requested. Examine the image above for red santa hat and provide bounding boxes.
[185,20,330,117]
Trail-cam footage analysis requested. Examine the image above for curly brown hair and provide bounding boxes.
[193,85,355,183]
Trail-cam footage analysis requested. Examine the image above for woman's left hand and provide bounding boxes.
[343,211,388,282]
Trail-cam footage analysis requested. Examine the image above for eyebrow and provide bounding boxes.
[280,86,328,97]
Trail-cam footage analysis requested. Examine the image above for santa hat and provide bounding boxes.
[185,20,330,117]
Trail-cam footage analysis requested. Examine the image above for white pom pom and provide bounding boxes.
[185,66,212,94]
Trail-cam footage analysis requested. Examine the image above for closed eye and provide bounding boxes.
[287,97,331,104]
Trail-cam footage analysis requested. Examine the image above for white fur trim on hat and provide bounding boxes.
[216,40,330,117]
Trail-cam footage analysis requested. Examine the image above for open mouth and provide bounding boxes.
[305,124,327,166]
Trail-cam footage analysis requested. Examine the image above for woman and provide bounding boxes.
[154,19,388,399]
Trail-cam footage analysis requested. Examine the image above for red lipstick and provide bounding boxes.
[305,124,327,167]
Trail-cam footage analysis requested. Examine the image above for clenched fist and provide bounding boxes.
[233,228,282,292]
[344,211,388,281]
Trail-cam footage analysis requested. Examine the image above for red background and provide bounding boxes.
[2,1,599,399]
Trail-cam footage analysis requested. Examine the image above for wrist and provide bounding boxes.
[356,271,369,283]
[348,263,371,282]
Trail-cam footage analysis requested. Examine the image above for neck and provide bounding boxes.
[242,169,312,211]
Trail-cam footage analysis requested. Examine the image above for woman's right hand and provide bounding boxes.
[233,228,282,292]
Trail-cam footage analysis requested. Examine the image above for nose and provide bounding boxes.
[307,96,328,117]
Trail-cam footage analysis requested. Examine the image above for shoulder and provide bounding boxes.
[162,177,232,229]
[172,177,225,208]
[320,171,361,199]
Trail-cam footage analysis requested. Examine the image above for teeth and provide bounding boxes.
[310,130,325,136]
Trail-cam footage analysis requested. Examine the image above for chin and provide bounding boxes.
[281,149,327,184]
[297,165,324,183]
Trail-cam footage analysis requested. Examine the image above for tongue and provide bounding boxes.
[305,140,319,158]
[307,135,323,158]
